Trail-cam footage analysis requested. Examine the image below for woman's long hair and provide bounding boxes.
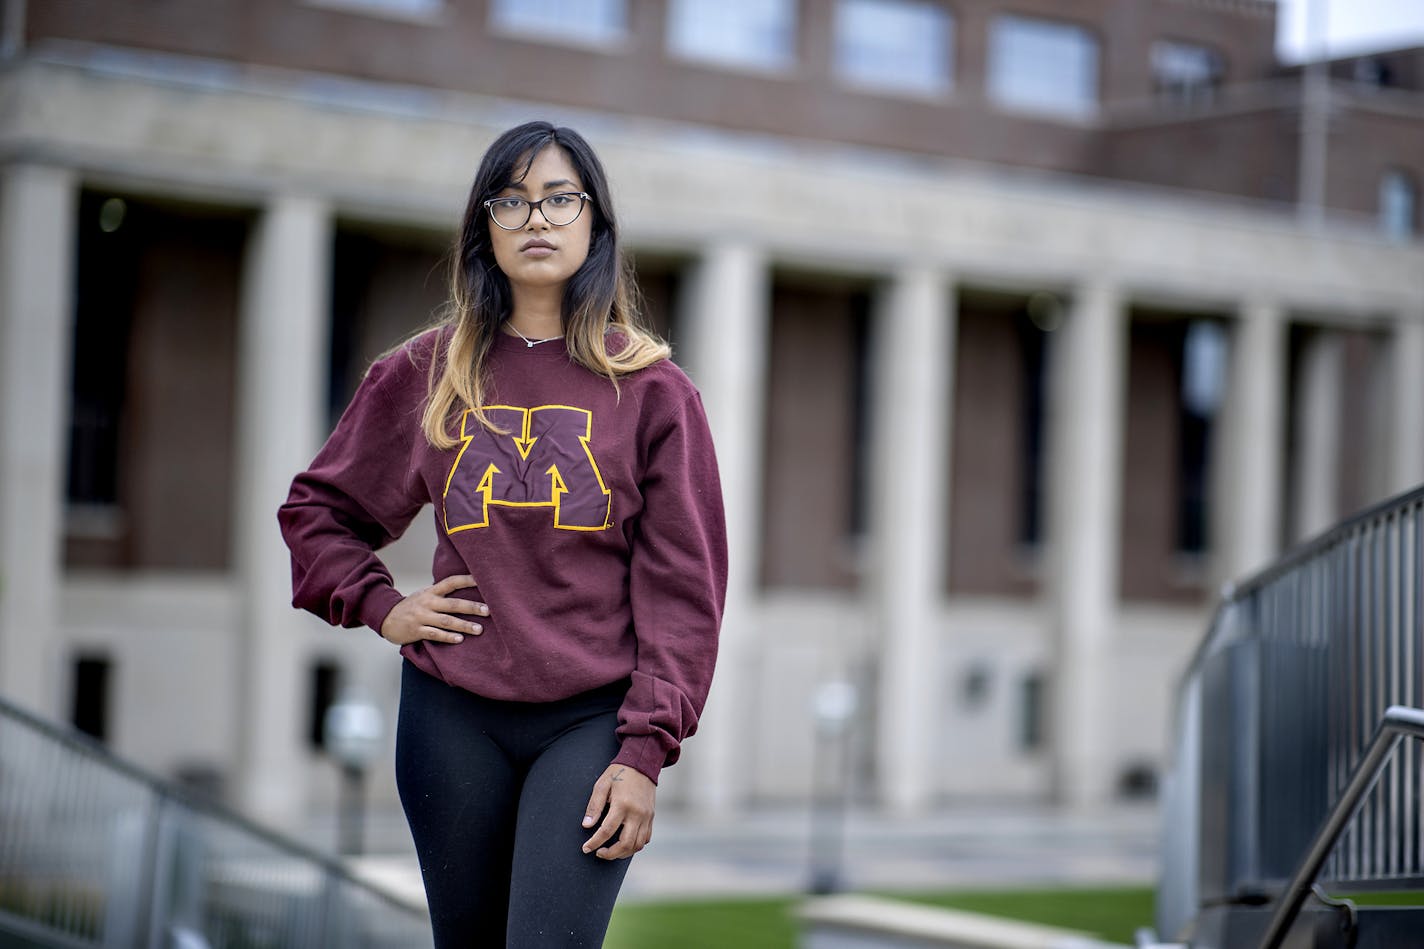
[420,121,669,448]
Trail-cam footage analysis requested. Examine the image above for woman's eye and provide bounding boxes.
[493,197,524,210]
[547,194,574,207]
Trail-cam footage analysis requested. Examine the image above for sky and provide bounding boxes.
[1276,0,1424,61]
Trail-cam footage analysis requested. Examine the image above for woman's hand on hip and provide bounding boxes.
[379,574,488,646]
[582,764,655,860]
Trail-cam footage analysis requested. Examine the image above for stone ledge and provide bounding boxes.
[797,894,1132,949]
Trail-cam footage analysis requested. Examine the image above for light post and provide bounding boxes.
[322,694,383,856]
[808,680,858,895]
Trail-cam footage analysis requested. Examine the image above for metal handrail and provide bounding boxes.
[0,689,430,947]
[0,690,417,910]
[1258,705,1424,949]
[1154,481,1424,941]
[1178,482,1424,691]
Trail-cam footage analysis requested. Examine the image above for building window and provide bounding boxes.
[68,200,132,517]
[307,661,342,752]
[987,15,1099,118]
[328,228,455,428]
[489,0,627,45]
[834,0,952,95]
[1352,56,1394,88]
[759,282,871,590]
[1178,320,1226,554]
[304,0,442,22]
[1151,40,1223,104]
[1019,295,1057,548]
[1380,169,1417,240]
[946,290,1054,597]
[667,0,796,72]
[66,193,243,571]
[71,655,112,743]
[1018,671,1045,752]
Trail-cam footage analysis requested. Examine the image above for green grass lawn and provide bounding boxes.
[606,886,1424,948]
[887,886,1156,944]
[605,896,799,949]
[605,886,1155,949]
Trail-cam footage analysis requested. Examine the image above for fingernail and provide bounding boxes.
[451,634,464,643]
[582,845,591,854]
[582,816,594,827]
[471,624,483,634]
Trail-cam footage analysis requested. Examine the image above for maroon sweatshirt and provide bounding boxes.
[278,329,727,783]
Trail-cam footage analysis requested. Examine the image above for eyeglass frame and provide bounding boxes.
[483,191,592,230]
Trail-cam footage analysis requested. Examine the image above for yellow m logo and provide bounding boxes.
[443,405,612,533]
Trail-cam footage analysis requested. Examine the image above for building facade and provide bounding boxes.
[1,0,1421,827]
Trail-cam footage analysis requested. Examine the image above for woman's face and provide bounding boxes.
[487,145,593,297]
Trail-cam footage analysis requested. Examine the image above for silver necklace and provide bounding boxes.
[507,322,561,348]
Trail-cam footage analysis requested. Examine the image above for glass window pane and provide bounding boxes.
[1152,40,1223,103]
[1352,57,1393,87]
[667,0,796,70]
[1179,320,1225,554]
[308,0,442,18]
[1380,170,1417,240]
[490,0,627,43]
[835,0,952,94]
[1181,320,1227,417]
[987,15,1099,118]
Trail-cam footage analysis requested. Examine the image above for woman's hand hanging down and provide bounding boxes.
[379,574,489,646]
[582,764,656,860]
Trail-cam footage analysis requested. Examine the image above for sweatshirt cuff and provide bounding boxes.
[612,735,670,786]
[357,585,405,637]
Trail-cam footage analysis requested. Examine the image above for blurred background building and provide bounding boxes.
[0,0,1421,831]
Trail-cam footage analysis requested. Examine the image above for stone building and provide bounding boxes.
[0,0,1420,827]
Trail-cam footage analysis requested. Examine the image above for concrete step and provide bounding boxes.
[797,893,1132,949]
[1189,903,1424,949]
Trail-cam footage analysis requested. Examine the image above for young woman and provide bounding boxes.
[279,121,727,946]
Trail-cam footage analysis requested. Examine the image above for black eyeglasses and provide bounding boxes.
[483,191,591,230]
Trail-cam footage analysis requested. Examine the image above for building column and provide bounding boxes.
[870,268,953,814]
[679,241,769,815]
[1289,329,1343,543]
[234,195,331,827]
[1388,313,1424,495]
[1216,299,1287,584]
[1046,278,1126,809]
[0,164,78,715]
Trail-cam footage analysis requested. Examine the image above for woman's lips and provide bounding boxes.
[520,239,555,257]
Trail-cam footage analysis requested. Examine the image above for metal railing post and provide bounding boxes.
[100,804,156,949]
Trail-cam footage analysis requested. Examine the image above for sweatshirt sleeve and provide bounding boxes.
[277,357,426,635]
[613,388,728,784]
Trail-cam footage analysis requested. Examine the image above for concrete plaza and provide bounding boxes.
[335,802,1161,908]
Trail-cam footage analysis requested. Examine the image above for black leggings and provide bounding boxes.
[395,661,633,948]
